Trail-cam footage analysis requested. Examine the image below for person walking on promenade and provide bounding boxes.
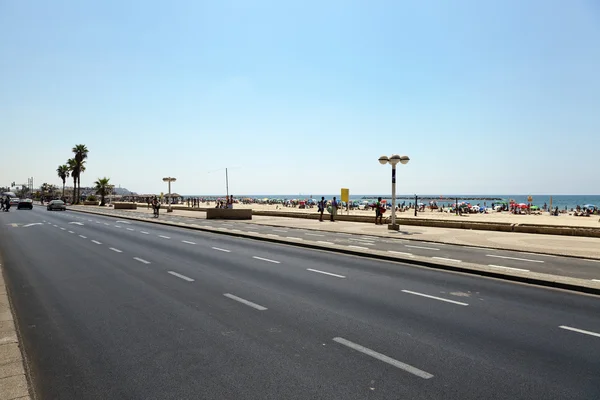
[318,196,325,222]
[152,197,160,217]
[330,196,339,222]
[375,197,383,225]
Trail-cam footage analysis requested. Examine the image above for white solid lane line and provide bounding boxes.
[559,325,600,338]
[91,240,102,245]
[486,254,544,263]
[109,248,123,253]
[168,271,195,282]
[223,293,267,311]
[333,337,433,379]
[401,290,469,306]
[305,233,325,237]
[307,268,346,278]
[159,235,171,239]
[388,251,414,257]
[317,241,334,245]
[133,257,151,264]
[140,231,149,234]
[127,228,135,231]
[349,245,369,250]
[405,245,440,251]
[252,256,280,264]
[488,264,530,272]
[79,235,87,239]
[182,240,196,245]
[432,257,462,263]
[287,236,303,240]
[212,247,231,252]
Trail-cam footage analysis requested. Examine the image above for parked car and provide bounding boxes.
[17,199,33,210]
[47,200,67,211]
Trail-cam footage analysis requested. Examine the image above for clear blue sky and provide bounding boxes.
[2,0,599,195]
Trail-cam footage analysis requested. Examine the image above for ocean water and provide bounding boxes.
[183,194,600,210]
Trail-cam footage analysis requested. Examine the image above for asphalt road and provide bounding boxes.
[1,207,599,399]
[79,205,600,281]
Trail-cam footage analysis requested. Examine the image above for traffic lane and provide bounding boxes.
[43,207,600,334]
[71,207,600,280]
[23,212,600,398]
[47,211,600,394]
[22,209,600,398]
[3,212,392,399]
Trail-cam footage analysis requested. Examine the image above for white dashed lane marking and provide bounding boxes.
[223,293,267,311]
[559,326,600,338]
[109,248,123,253]
[486,254,543,263]
[133,257,151,264]
[159,235,171,239]
[91,240,102,245]
[333,337,433,379]
[307,268,346,278]
[168,271,195,282]
[401,290,468,306]
[432,257,462,263]
[140,231,149,235]
[252,256,280,264]
[405,245,440,251]
[182,240,196,245]
[488,265,530,272]
[79,235,87,239]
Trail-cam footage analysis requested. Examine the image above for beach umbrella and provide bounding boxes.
[518,203,528,208]
[530,206,540,210]
[583,204,596,209]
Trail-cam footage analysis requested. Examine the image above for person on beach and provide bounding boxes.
[375,197,383,225]
[318,196,325,222]
[152,197,160,217]
[330,197,339,222]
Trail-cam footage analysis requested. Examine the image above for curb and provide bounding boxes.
[0,252,33,400]
[69,208,600,296]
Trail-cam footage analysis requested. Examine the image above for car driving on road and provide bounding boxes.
[47,200,67,211]
[9,197,20,207]
[17,199,33,210]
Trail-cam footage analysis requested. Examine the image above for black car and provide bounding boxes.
[17,199,33,210]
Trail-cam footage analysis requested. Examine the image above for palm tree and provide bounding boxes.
[72,144,89,204]
[94,177,111,206]
[67,158,78,203]
[57,165,70,199]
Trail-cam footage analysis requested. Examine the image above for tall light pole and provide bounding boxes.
[379,154,410,231]
[162,177,176,212]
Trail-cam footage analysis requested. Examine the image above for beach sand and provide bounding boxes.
[170,202,600,228]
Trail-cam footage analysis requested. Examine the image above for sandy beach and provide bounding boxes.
[160,202,600,228]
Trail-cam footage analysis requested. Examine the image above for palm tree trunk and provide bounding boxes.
[73,177,77,203]
[77,177,81,204]
[62,181,65,198]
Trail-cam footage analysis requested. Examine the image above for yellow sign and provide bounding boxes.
[527,195,533,203]
[341,188,349,203]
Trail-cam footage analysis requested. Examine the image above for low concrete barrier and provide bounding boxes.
[206,208,252,220]
[114,202,137,210]
[83,201,99,206]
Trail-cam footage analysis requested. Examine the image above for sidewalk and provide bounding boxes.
[93,205,600,259]
[0,264,31,400]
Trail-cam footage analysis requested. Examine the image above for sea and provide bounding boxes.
[182,194,599,210]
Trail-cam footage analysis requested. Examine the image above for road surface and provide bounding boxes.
[1,207,599,399]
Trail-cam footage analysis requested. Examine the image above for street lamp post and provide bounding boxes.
[162,177,176,212]
[379,154,410,231]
